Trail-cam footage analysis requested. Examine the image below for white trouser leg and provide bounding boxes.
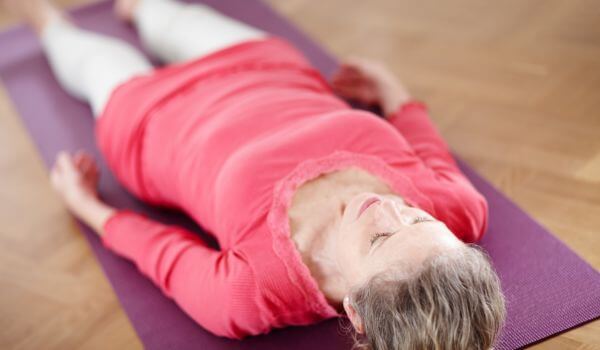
[133,0,267,64]
[40,17,153,117]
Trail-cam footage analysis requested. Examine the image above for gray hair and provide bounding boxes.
[346,244,506,350]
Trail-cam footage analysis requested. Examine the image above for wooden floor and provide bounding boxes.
[1,0,598,349]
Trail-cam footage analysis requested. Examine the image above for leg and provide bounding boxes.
[40,18,153,116]
[3,0,153,117]
[126,0,267,64]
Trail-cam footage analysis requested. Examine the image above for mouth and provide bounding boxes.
[356,196,381,220]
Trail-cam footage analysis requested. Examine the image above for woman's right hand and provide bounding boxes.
[50,150,100,209]
[49,150,116,235]
[330,57,412,117]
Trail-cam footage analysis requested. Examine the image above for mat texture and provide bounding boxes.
[1,1,599,349]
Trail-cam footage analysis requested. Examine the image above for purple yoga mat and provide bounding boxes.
[1,0,599,349]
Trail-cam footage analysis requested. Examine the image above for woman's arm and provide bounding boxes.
[330,58,467,180]
[100,209,267,338]
[387,102,489,242]
[49,150,268,338]
[330,61,489,241]
[387,101,463,179]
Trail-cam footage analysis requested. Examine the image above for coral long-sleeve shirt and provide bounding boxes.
[95,36,488,339]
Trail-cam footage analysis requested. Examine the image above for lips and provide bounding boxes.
[356,196,380,219]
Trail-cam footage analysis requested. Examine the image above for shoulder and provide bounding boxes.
[421,172,489,243]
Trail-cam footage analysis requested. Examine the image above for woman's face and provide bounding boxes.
[334,192,463,285]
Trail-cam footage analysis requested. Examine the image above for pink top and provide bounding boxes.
[95,36,488,339]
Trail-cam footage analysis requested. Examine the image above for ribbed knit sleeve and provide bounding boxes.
[387,101,489,242]
[100,210,270,339]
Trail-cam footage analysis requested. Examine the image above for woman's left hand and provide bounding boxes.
[330,57,411,117]
[50,150,100,211]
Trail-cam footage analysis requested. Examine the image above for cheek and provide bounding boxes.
[336,222,372,264]
[337,196,383,260]
[334,229,370,282]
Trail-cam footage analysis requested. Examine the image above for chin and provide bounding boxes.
[338,193,358,221]
[342,192,372,223]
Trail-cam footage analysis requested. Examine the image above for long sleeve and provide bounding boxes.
[387,101,463,179]
[100,210,269,339]
[387,101,489,242]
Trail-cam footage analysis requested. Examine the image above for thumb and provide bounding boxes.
[57,151,79,178]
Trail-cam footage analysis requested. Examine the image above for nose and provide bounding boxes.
[375,199,402,220]
[377,199,420,225]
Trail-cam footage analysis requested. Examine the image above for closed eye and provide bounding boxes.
[369,232,392,246]
[413,216,435,224]
[369,217,436,247]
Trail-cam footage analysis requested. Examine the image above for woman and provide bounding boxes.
[5,0,506,348]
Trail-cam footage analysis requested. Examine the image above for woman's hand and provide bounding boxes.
[50,150,100,209]
[330,57,412,117]
[50,150,116,236]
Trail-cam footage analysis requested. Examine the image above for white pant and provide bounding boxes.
[40,0,266,116]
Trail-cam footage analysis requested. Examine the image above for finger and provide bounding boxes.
[333,71,366,86]
[78,153,90,166]
[89,159,99,174]
[90,169,100,182]
[335,62,362,75]
[331,72,362,85]
[331,75,364,87]
[344,57,388,77]
[337,65,362,78]
[74,155,86,170]
[331,85,360,98]
[75,150,90,167]
[57,151,70,166]
[78,160,89,175]
[58,152,78,175]
[80,159,98,180]
[49,168,60,188]
[342,57,368,70]
[90,166,100,180]
[84,161,97,178]
[50,162,65,188]
[55,151,68,170]
[332,76,367,87]
[83,155,98,173]
[332,81,364,94]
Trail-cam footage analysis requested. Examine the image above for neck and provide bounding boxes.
[309,221,351,306]
[291,204,350,306]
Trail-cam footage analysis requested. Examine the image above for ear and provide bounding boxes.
[343,295,365,334]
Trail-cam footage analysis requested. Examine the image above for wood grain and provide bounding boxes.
[0,0,598,349]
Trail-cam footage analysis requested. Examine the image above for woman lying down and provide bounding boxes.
[4,0,506,348]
